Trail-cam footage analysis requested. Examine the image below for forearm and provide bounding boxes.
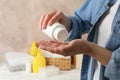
[84,41,112,66]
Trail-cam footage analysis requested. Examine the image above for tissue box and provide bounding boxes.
[46,58,71,70]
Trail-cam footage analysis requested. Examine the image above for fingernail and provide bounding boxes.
[48,22,53,26]
[42,27,44,30]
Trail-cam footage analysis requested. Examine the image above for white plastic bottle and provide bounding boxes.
[42,23,68,42]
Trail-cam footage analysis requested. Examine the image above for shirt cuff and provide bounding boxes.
[67,16,82,41]
[105,47,120,80]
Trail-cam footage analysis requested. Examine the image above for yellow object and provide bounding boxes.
[32,49,46,73]
[30,41,38,57]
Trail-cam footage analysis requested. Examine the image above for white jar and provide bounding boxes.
[42,23,68,42]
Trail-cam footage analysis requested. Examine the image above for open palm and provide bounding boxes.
[38,39,85,56]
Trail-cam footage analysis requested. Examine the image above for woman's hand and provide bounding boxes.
[39,10,72,31]
[38,39,112,66]
[38,39,88,56]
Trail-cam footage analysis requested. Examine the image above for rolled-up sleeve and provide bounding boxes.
[66,0,93,41]
[105,46,120,80]
[67,16,82,41]
[67,15,92,41]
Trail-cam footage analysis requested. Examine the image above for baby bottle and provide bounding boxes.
[42,22,68,42]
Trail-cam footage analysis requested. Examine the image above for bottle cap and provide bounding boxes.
[53,26,68,42]
[42,23,68,42]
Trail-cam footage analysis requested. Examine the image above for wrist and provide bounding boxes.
[81,40,93,54]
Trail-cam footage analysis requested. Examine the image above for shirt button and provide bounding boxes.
[107,3,113,7]
[116,21,120,24]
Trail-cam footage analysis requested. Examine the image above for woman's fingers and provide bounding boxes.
[48,11,64,26]
[42,11,57,29]
[48,40,62,46]
[39,11,65,30]
[39,14,45,30]
[39,10,57,30]
[38,40,55,53]
[38,40,60,50]
[38,40,73,56]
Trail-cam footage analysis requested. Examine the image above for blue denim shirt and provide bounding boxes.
[68,0,120,80]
